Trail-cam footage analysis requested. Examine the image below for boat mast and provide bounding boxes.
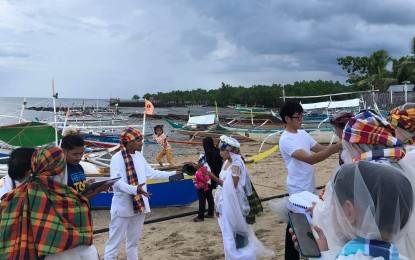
[19,97,27,123]
[141,100,147,156]
[52,79,59,146]
[282,85,286,102]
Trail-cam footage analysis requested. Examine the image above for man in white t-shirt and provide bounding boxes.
[278,101,341,260]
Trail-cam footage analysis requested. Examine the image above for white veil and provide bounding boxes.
[316,161,413,257]
[219,136,274,258]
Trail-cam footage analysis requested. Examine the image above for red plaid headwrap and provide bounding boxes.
[120,127,146,213]
[343,110,403,147]
[388,107,415,144]
[0,147,92,259]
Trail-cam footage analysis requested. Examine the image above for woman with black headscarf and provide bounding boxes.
[192,137,223,222]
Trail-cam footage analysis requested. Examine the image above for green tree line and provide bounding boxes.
[141,81,353,107]
[137,37,415,107]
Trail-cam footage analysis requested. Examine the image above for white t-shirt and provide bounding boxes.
[279,130,317,201]
[0,175,20,199]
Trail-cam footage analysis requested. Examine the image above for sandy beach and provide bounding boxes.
[91,141,338,259]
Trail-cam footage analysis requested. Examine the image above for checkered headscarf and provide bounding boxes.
[0,147,92,259]
[388,107,415,144]
[343,110,403,147]
[120,127,146,214]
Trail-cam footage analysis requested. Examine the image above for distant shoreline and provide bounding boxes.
[109,98,211,108]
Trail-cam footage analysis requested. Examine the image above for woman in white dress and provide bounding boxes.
[207,135,274,260]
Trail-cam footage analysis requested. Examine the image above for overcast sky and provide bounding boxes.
[1,0,414,99]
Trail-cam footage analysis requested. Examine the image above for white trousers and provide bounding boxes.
[45,245,99,260]
[104,213,146,260]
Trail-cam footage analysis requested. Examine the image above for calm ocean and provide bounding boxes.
[0,97,111,123]
[0,96,232,124]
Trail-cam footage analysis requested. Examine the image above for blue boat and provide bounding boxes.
[81,131,156,148]
[89,177,198,209]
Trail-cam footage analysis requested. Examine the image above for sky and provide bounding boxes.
[0,0,414,99]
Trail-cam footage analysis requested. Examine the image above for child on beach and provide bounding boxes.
[152,125,173,166]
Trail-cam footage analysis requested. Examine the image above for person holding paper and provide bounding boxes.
[278,101,342,260]
[292,161,413,260]
[104,127,182,259]
[56,129,113,199]
[313,110,415,258]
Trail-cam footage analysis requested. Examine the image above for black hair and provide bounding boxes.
[154,125,163,134]
[202,137,223,186]
[61,133,85,150]
[8,147,36,181]
[334,161,413,233]
[279,101,304,123]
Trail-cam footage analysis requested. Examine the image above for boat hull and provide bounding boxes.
[89,178,198,209]
[228,128,339,144]
[176,129,254,141]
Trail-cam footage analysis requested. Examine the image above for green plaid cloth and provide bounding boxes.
[0,147,93,259]
[246,183,263,224]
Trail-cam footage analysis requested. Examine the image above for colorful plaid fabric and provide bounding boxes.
[352,148,405,163]
[389,107,415,144]
[0,147,93,259]
[120,127,146,214]
[343,110,403,147]
[246,183,263,224]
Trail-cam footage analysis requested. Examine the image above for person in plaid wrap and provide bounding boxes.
[0,146,97,260]
[313,109,415,259]
[104,127,181,260]
[387,103,415,259]
[388,103,415,147]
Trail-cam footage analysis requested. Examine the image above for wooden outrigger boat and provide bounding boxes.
[176,129,255,142]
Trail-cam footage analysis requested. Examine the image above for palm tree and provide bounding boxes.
[392,56,415,83]
[358,50,397,92]
[392,37,415,84]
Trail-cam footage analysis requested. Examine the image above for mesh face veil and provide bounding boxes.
[331,161,413,244]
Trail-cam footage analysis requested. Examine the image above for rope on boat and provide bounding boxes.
[92,185,325,235]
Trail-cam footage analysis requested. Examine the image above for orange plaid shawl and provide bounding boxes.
[0,147,92,259]
[120,127,146,213]
[389,107,415,144]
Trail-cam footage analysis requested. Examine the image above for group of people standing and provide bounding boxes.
[278,101,415,259]
[0,131,102,259]
[1,100,414,259]
[0,127,181,259]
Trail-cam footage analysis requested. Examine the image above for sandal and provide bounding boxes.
[193,217,204,222]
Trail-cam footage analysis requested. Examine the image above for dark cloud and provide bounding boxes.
[1,0,414,98]
[179,29,218,59]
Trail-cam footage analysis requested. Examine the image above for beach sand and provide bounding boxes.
[92,141,338,259]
